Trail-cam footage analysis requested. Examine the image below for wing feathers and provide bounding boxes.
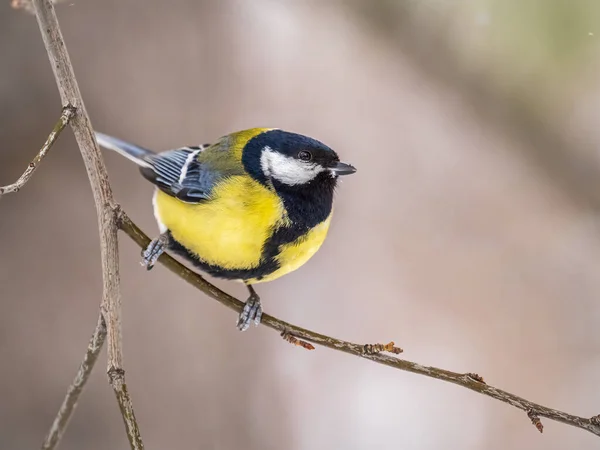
[96,133,218,204]
[146,147,214,203]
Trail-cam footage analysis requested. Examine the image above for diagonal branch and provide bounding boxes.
[30,1,143,449]
[118,210,600,438]
[13,0,600,445]
[0,104,75,197]
[41,315,107,450]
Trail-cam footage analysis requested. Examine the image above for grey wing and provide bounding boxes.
[141,144,215,203]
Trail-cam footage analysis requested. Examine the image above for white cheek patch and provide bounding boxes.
[260,147,325,186]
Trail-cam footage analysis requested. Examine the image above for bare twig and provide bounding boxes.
[41,315,107,450]
[0,105,74,197]
[118,210,600,438]
[30,1,143,449]
[12,0,600,445]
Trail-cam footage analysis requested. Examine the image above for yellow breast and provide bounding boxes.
[155,176,286,270]
[154,175,332,283]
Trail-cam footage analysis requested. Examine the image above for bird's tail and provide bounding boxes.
[95,132,153,168]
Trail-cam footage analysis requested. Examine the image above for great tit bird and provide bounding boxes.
[95,128,356,331]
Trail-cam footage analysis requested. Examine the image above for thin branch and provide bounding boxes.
[0,105,74,197]
[16,0,600,444]
[30,1,144,449]
[118,210,600,438]
[41,315,107,450]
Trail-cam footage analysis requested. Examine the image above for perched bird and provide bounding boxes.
[95,128,356,331]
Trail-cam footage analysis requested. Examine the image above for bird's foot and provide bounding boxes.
[141,233,169,270]
[237,290,262,332]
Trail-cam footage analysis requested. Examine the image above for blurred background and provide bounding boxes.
[2,0,600,448]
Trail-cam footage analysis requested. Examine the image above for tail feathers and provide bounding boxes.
[95,132,153,168]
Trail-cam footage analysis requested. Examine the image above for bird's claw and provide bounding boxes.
[237,293,262,331]
[141,233,168,270]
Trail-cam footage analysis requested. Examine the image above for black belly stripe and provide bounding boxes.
[166,220,312,281]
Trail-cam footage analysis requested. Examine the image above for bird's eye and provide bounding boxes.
[298,151,312,161]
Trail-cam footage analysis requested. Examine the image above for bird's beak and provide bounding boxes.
[330,161,357,176]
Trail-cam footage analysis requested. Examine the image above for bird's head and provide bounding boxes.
[242,129,356,188]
